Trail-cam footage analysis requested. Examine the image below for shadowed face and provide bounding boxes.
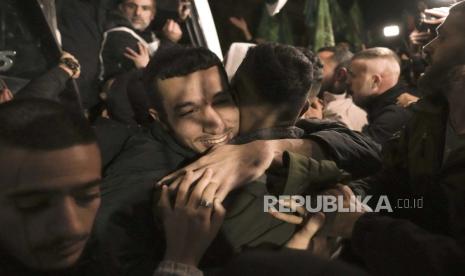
[347,59,376,107]
[423,8,465,74]
[119,0,156,31]
[0,144,101,270]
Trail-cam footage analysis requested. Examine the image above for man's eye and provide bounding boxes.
[124,3,137,10]
[179,108,198,117]
[214,99,232,106]
[14,197,50,213]
[74,193,100,205]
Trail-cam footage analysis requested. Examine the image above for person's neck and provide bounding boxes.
[447,90,465,135]
[239,108,295,136]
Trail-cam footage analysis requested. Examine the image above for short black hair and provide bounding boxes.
[143,46,227,115]
[317,46,354,68]
[233,43,317,114]
[0,98,96,151]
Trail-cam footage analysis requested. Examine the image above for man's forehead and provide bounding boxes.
[123,0,155,7]
[0,145,101,193]
[157,66,226,104]
[349,59,367,72]
[318,51,335,62]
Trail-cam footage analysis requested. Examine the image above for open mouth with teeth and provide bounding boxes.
[199,132,232,148]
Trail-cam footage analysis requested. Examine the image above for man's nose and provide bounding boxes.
[202,106,226,135]
[135,6,143,16]
[50,197,85,236]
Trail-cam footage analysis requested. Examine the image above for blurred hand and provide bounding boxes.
[163,19,183,43]
[59,52,80,79]
[158,140,278,202]
[319,184,370,238]
[0,84,13,104]
[229,17,253,41]
[409,29,434,46]
[396,92,419,108]
[158,169,226,266]
[124,42,150,69]
[269,199,325,252]
[178,0,192,21]
[423,7,449,25]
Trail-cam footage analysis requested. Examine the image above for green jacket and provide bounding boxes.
[222,151,344,251]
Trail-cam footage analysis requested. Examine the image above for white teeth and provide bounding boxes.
[202,134,229,146]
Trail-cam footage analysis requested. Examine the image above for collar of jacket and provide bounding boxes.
[149,121,197,160]
[229,126,304,145]
[365,82,406,119]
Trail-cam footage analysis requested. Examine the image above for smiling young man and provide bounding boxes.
[0,99,103,275]
[98,45,381,275]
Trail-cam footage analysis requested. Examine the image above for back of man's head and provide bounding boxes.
[143,46,226,117]
[352,47,400,74]
[233,43,321,121]
[0,98,96,152]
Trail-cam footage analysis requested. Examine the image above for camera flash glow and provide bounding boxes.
[383,25,400,37]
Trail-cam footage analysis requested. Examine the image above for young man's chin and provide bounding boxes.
[33,244,85,271]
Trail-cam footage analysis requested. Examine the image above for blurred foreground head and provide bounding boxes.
[0,99,101,271]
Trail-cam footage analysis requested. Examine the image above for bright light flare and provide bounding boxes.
[383,25,400,37]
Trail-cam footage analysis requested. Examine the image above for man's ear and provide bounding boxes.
[149,108,170,130]
[371,74,382,90]
[148,108,160,121]
[335,67,348,82]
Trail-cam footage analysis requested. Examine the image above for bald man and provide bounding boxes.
[347,47,411,145]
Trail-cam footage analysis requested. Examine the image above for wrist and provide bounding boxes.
[58,64,74,78]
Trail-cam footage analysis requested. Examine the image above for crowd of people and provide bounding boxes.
[1,0,465,275]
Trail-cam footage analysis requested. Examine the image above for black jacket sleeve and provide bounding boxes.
[15,66,70,101]
[296,119,382,179]
[352,213,465,276]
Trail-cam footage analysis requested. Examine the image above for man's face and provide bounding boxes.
[0,144,101,270]
[347,59,375,107]
[423,9,465,73]
[156,66,239,153]
[119,0,156,31]
[318,51,337,93]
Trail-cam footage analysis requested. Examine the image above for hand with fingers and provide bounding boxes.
[396,92,419,108]
[124,42,150,69]
[409,29,434,46]
[178,0,192,21]
[269,199,326,252]
[0,79,13,104]
[163,19,183,43]
[59,52,81,79]
[318,184,370,238]
[229,17,253,41]
[157,169,226,267]
[422,7,449,25]
[158,140,278,202]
